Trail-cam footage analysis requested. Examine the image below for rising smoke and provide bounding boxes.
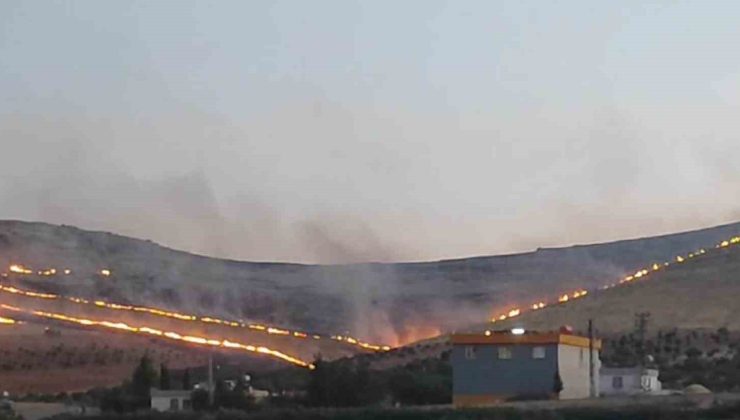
[4,102,740,344]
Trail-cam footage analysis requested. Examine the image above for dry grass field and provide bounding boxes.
[482,244,740,334]
[0,323,208,394]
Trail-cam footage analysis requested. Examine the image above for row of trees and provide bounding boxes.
[18,351,567,411]
[113,352,556,410]
[100,355,163,412]
[306,355,451,407]
[600,313,740,391]
[100,355,253,413]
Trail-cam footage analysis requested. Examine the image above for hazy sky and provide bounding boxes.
[2,1,740,263]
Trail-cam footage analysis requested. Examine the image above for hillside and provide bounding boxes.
[2,219,740,346]
[0,322,209,394]
[355,240,740,371]
[468,240,740,334]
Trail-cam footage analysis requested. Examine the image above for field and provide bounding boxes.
[480,244,740,334]
[0,323,208,394]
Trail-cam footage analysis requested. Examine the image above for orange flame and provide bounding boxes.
[9,264,33,275]
[486,235,740,328]
[0,282,390,352]
[0,303,313,369]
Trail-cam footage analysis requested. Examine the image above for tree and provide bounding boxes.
[553,371,563,396]
[717,327,730,344]
[182,368,191,390]
[634,312,651,363]
[307,356,379,407]
[388,361,450,406]
[131,354,158,398]
[191,389,209,411]
[215,378,255,410]
[307,356,329,407]
[159,364,171,390]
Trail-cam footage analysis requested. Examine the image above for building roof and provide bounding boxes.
[450,332,601,350]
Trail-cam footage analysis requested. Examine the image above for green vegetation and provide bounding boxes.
[99,355,255,413]
[159,364,171,390]
[131,355,158,399]
[602,326,740,391]
[101,355,159,412]
[304,354,451,407]
[213,377,256,411]
[553,371,563,395]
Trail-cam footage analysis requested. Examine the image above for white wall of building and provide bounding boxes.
[151,395,190,411]
[600,368,661,396]
[557,344,600,399]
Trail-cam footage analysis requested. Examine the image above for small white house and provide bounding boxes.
[150,389,192,411]
[600,367,661,396]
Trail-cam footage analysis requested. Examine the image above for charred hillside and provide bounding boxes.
[1,219,740,345]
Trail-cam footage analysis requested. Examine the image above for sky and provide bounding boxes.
[1,0,740,264]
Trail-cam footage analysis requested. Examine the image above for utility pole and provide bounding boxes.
[588,319,596,398]
[634,312,651,365]
[207,352,215,407]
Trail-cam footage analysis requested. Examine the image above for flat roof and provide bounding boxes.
[451,332,602,350]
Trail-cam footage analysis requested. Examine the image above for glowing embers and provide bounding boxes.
[330,335,391,351]
[9,264,32,275]
[572,290,588,298]
[9,265,66,276]
[490,289,588,323]
[0,282,391,353]
[0,303,313,369]
[0,285,57,299]
[486,233,740,329]
[720,237,740,248]
[507,308,521,318]
[490,307,524,323]
[556,289,587,304]
[0,263,396,352]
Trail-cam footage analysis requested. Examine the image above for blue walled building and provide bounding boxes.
[451,331,601,406]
